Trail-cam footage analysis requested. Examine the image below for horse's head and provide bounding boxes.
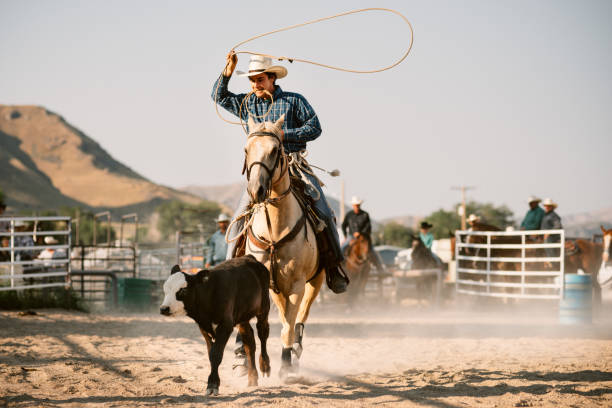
[602,225,612,263]
[348,235,370,265]
[244,115,286,203]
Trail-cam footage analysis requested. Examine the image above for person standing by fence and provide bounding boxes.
[520,196,545,231]
[205,214,230,268]
[540,198,562,258]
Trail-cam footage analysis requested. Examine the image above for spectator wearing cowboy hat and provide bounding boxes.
[467,214,481,230]
[37,236,67,266]
[540,198,562,258]
[213,53,347,295]
[520,196,545,231]
[13,220,36,261]
[205,214,230,268]
[419,221,434,250]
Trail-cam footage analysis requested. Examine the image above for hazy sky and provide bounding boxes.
[1,0,611,220]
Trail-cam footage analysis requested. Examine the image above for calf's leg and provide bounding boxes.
[206,324,232,396]
[256,312,271,377]
[237,322,258,386]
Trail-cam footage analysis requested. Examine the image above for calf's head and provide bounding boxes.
[160,265,209,317]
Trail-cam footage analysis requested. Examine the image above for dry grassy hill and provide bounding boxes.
[0,105,201,213]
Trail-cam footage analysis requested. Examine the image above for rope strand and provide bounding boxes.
[214,7,413,126]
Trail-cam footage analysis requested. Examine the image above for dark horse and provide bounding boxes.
[410,235,441,303]
[343,235,371,307]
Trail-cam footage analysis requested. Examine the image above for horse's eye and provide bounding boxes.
[271,147,278,156]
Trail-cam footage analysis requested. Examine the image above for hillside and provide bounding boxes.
[0,105,202,213]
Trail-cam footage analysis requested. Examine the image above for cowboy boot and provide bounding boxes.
[319,222,349,294]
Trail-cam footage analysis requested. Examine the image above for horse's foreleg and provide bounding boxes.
[296,271,324,324]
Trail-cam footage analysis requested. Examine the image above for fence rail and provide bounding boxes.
[0,216,71,291]
[455,229,565,300]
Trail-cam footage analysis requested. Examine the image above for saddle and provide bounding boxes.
[232,175,328,292]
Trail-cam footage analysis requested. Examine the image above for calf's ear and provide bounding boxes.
[187,269,210,283]
[171,265,181,275]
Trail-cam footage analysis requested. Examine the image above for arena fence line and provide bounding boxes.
[455,229,565,300]
[0,216,71,291]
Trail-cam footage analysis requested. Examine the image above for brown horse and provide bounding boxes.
[343,234,371,307]
[565,236,603,311]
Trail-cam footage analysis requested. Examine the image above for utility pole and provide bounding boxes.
[451,186,475,230]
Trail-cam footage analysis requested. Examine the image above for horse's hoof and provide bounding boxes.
[205,387,219,396]
[292,343,303,359]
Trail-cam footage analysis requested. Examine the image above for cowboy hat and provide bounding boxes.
[350,196,363,206]
[215,213,230,223]
[236,55,288,79]
[44,236,59,245]
[527,196,541,204]
[542,198,558,208]
[467,214,480,223]
[14,220,26,227]
[420,221,433,229]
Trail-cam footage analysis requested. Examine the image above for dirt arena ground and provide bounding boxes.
[1,298,611,407]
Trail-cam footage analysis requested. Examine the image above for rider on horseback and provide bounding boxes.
[212,52,348,294]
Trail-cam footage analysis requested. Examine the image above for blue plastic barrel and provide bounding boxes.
[559,274,592,324]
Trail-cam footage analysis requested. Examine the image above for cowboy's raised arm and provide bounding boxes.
[211,52,248,120]
[283,94,322,143]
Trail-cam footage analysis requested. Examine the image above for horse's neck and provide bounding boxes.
[259,171,301,237]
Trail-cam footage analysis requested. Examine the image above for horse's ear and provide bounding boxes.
[274,114,285,130]
[602,225,607,234]
[170,265,181,275]
[247,115,256,133]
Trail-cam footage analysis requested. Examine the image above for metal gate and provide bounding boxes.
[0,216,71,291]
[455,229,564,299]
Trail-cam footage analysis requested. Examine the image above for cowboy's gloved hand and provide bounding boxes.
[224,51,238,77]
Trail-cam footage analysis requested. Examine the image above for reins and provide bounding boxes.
[214,7,414,128]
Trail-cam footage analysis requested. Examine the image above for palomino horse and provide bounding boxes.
[343,234,371,307]
[242,115,324,378]
[564,234,604,311]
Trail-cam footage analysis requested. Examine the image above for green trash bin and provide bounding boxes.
[118,278,155,312]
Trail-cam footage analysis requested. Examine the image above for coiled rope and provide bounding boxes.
[214,7,414,128]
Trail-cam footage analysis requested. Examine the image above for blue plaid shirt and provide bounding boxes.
[212,75,322,153]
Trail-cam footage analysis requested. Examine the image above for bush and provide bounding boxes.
[0,287,86,311]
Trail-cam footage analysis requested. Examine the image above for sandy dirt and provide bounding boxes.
[1,300,611,407]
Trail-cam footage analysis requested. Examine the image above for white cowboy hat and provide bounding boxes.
[14,220,26,227]
[542,198,558,208]
[467,214,480,223]
[350,196,363,206]
[215,213,230,223]
[44,236,59,245]
[236,55,288,79]
[527,196,541,204]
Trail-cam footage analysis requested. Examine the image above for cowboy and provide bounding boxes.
[540,198,563,258]
[212,53,347,294]
[205,214,230,268]
[37,236,67,267]
[467,214,481,230]
[520,196,544,231]
[341,196,384,272]
[341,197,372,246]
[0,200,8,233]
[419,221,434,250]
[13,220,35,261]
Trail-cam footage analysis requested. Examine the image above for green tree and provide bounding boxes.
[376,222,415,248]
[423,201,515,239]
[157,200,221,241]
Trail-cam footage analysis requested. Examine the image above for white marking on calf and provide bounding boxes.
[603,234,611,262]
[161,273,187,316]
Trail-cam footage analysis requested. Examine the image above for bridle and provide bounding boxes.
[242,130,289,200]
